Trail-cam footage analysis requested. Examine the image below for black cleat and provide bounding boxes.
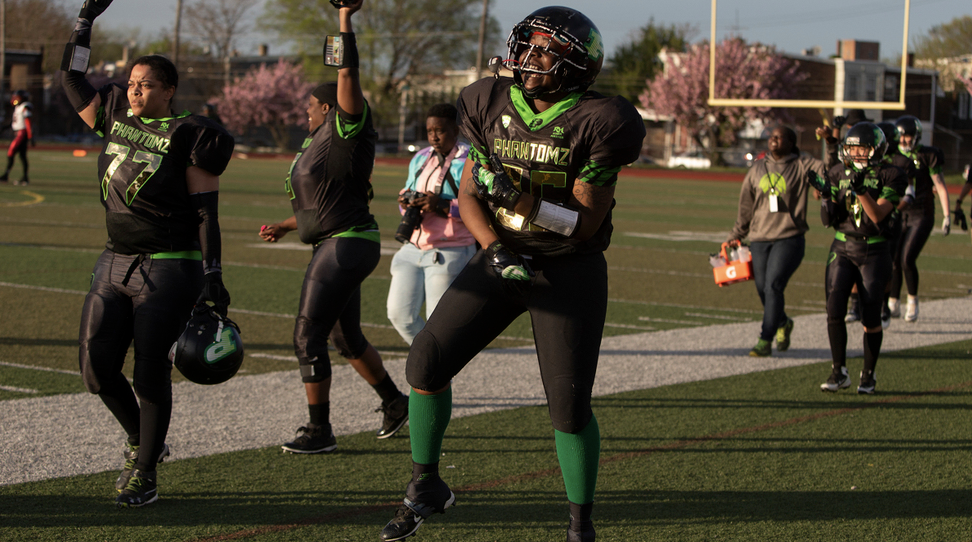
[380,475,455,541]
[115,469,158,507]
[567,524,596,542]
[376,394,409,439]
[820,366,850,392]
[281,425,337,454]
[857,371,877,394]
[115,442,170,492]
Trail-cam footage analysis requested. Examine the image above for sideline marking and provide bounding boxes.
[0,190,44,207]
[186,379,972,542]
[0,360,80,376]
[0,385,38,393]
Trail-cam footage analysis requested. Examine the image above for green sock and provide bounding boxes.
[555,414,600,505]
[409,387,452,465]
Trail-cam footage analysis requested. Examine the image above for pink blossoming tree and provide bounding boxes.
[214,59,315,150]
[641,38,807,162]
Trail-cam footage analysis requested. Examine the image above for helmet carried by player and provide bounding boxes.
[169,303,244,385]
[505,6,604,98]
[894,115,921,153]
[839,122,887,170]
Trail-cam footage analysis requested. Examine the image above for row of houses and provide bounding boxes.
[642,39,972,171]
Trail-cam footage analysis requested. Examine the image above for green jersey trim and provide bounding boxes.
[330,221,380,243]
[132,110,192,124]
[879,185,900,202]
[578,161,621,187]
[509,86,582,132]
[335,102,370,140]
[151,250,203,260]
[835,231,885,244]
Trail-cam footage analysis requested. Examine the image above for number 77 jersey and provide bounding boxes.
[92,84,234,255]
[456,77,645,257]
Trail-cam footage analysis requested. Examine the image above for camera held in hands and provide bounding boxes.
[394,189,424,244]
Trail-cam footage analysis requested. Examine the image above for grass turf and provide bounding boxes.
[1,339,970,542]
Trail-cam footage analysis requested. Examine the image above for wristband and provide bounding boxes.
[529,199,580,237]
[323,32,359,69]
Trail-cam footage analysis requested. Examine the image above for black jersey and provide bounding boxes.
[93,84,234,255]
[456,77,645,256]
[285,103,378,246]
[899,144,944,215]
[824,162,907,238]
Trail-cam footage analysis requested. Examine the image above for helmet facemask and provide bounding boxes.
[839,124,887,171]
[504,13,599,100]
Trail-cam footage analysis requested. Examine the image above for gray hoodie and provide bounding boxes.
[729,152,827,243]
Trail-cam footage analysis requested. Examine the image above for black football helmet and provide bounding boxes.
[894,115,922,153]
[505,6,604,98]
[839,122,887,171]
[169,304,244,385]
[876,121,897,150]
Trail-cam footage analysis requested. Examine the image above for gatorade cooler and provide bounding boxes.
[713,242,753,287]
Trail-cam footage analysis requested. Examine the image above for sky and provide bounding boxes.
[95,0,970,62]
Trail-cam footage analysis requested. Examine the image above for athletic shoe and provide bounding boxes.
[115,469,158,507]
[567,524,596,542]
[281,425,337,454]
[13,178,28,186]
[376,394,409,439]
[904,299,918,323]
[881,305,891,330]
[857,371,877,394]
[845,298,861,322]
[115,442,170,492]
[380,475,456,541]
[0,174,7,183]
[888,298,901,318]
[820,366,850,392]
[775,318,795,352]
[748,338,771,357]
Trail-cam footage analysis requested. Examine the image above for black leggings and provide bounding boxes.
[825,239,891,367]
[406,250,608,434]
[79,250,201,469]
[890,211,933,298]
[294,237,380,382]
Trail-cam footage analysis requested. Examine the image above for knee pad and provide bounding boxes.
[299,359,331,383]
[405,329,451,392]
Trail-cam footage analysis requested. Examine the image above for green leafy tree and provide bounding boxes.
[913,15,972,60]
[260,0,501,126]
[3,0,74,73]
[596,19,692,102]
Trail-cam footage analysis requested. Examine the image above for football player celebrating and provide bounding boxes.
[1,90,34,185]
[62,0,235,507]
[379,7,645,542]
[259,0,410,452]
[886,116,950,322]
[814,123,906,395]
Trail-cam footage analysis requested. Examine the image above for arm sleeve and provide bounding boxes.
[334,101,369,140]
[927,147,945,176]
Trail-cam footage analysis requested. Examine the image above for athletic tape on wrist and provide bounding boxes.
[530,199,580,237]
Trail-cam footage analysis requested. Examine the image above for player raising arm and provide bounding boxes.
[63,0,235,507]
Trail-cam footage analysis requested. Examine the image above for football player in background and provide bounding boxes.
[1,90,34,185]
[814,123,907,395]
[62,0,235,507]
[886,116,950,322]
[379,7,645,542]
[259,0,410,453]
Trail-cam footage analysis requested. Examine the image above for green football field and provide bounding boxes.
[1,150,970,540]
